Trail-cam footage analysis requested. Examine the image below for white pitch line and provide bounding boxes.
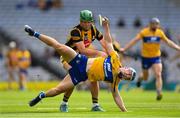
[37,107,88,110]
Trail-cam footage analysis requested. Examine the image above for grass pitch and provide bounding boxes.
[0,88,180,118]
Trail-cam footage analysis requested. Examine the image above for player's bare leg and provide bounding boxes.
[60,62,75,112]
[7,69,14,90]
[60,88,74,112]
[136,70,149,87]
[90,81,104,112]
[18,72,27,90]
[24,25,78,106]
[29,74,74,107]
[152,63,163,100]
[24,25,77,64]
[46,74,74,97]
[60,74,75,112]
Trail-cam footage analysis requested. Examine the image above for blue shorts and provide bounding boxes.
[141,57,161,69]
[19,68,28,75]
[68,54,88,85]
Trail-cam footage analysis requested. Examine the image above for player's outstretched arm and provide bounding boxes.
[120,37,140,52]
[163,39,180,51]
[102,17,114,55]
[111,86,127,112]
[24,25,77,63]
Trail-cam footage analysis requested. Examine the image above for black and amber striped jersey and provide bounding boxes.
[65,24,103,52]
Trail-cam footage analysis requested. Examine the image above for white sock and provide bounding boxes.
[61,101,68,105]
[157,89,162,95]
[92,103,99,107]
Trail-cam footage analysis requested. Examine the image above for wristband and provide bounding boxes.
[34,32,40,38]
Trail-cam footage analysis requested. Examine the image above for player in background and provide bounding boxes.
[25,17,136,112]
[17,46,31,90]
[120,18,180,100]
[59,10,107,112]
[6,41,19,90]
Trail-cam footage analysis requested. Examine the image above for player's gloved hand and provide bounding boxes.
[102,17,109,26]
[24,25,35,36]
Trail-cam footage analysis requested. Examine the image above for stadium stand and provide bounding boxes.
[0,0,179,83]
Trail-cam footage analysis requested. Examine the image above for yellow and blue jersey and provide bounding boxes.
[7,49,19,67]
[87,51,122,87]
[17,50,31,69]
[136,27,169,58]
[68,51,122,87]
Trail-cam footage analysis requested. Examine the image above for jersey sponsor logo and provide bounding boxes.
[103,57,113,83]
[107,63,111,72]
[143,37,160,43]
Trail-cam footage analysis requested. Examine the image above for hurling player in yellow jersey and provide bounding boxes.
[120,18,180,100]
[24,17,136,112]
[60,10,107,112]
[17,47,31,90]
[6,41,19,89]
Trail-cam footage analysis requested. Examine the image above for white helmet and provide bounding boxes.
[9,41,16,48]
[129,67,136,81]
[150,17,160,24]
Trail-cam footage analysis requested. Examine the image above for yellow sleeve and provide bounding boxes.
[160,30,169,41]
[109,51,119,59]
[26,51,31,58]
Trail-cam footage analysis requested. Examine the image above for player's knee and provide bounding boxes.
[155,72,162,79]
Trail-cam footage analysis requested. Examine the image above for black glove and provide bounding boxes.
[24,25,35,36]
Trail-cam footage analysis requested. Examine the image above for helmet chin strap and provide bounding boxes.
[117,72,124,79]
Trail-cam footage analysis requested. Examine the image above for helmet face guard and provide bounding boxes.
[80,10,93,22]
[118,67,136,81]
[129,67,136,81]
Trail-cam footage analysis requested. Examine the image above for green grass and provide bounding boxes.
[0,89,180,118]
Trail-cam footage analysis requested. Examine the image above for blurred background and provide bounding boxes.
[0,0,179,91]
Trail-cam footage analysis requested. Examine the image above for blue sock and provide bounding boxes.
[39,92,46,99]
[34,32,40,38]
